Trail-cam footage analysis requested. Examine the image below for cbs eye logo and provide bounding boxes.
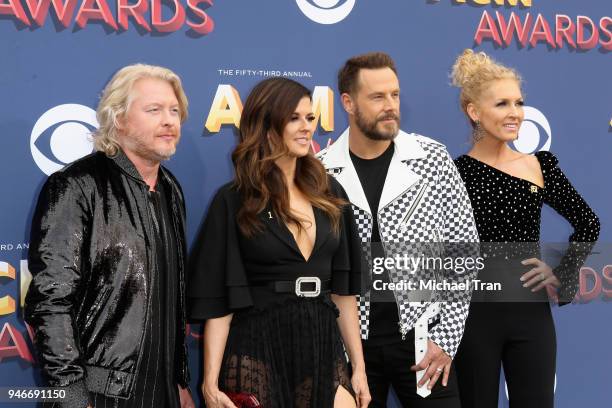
[295,0,355,24]
[513,106,552,154]
[30,104,98,175]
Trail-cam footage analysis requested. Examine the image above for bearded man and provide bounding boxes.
[317,52,479,407]
[26,64,194,408]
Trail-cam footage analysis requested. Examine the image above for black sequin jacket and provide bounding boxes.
[24,150,190,401]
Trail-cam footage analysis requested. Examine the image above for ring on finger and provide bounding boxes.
[539,273,546,281]
[435,367,443,373]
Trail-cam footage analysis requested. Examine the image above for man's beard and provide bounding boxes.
[354,106,400,141]
[124,133,177,163]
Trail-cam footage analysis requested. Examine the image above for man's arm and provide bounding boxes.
[25,172,92,408]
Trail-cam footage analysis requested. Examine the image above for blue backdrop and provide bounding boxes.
[1,1,610,406]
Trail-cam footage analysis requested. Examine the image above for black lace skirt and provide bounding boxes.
[220,296,352,408]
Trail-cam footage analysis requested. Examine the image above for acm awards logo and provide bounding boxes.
[427,0,612,51]
[205,84,335,153]
[0,260,35,364]
[295,0,355,25]
[0,0,214,35]
[30,104,97,176]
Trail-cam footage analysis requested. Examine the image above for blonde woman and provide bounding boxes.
[451,50,600,408]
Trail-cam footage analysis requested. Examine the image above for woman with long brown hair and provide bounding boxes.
[188,77,371,407]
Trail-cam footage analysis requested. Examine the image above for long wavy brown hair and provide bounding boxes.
[232,77,345,237]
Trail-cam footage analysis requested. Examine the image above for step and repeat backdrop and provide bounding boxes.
[1,1,610,406]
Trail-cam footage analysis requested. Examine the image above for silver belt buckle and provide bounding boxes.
[295,277,321,297]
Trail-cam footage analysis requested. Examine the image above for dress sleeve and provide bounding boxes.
[536,151,600,303]
[328,177,363,296]
[187,185,253,320]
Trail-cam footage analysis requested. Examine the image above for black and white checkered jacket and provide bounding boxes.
[317,129,479,358]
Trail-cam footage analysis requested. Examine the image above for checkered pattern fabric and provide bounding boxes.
[351,204,373,339]
[320,161,376,338]
[318,135,479,358]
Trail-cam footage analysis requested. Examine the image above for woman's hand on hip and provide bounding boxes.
[521,258,560,292]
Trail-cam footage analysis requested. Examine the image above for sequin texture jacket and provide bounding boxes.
[24,150,190,400]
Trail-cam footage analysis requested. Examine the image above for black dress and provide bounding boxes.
[188,178,362,408]
[453,151,599,408]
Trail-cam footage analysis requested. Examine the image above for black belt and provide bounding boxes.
[255,277,331,297]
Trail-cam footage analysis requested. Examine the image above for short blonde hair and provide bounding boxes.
[451,49,522,127]
[94,64,188,156]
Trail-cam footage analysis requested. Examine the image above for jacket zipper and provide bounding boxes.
[371,208,411,341]
[82,287,112,330]
[400,181,428,228]
[171,191,189,383]
[365,182,429,341]
[390,181,428,340]
[132,185,155,396]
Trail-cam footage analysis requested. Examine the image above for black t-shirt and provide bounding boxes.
[350,143,401,343]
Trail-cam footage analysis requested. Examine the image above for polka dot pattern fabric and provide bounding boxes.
[455,151,599,243]
[455,150,600,302]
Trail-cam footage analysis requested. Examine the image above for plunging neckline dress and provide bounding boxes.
[188,177,363,407]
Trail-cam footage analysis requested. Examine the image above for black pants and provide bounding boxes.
[454,303,556,408]
[363,334,461,408]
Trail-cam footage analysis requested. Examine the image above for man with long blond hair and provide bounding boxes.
[25,64,194,408]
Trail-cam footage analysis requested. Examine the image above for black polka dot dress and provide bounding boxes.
[452,150,600,408]
[455,151,599,243]
[455,150,600,300]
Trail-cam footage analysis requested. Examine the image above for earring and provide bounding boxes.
[472,120,484,143]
